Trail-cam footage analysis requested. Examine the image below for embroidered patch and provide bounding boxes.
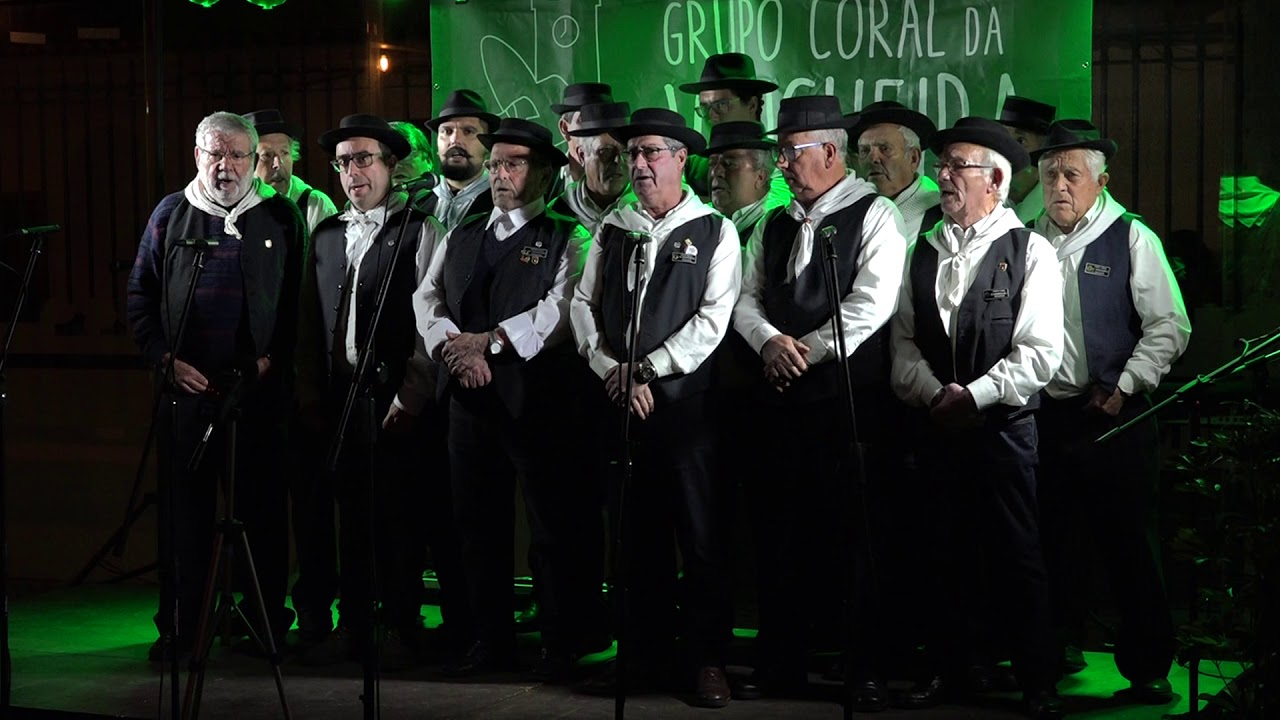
[670,238,699,265]
[519,246,549,265]
[983,288,1011,301]
[1084,262,1111,278]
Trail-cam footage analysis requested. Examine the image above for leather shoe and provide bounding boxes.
[441,640,516,677]
[693,665,731,708]
[1024,690,1065,719]
[1062,644,1087,674]
[1126,678,1173,704]
[853,678,888,712]
[897,675,945,708]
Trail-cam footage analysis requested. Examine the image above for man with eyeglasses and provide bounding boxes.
[548,82,614,200]
[293,113,441,669]
[730,94,907,707]
[127,111,305,661]
[889,116,1065,719]
[245,108,339,234]
[415,117,599,681]
[848,101,943,240]
[569,108,741,708]
[997,95,1057,224]
[549,101,634,237]
[1031,120,1187,703]
[421,89,498,231]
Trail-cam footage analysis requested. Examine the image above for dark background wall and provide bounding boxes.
[2,0,1277,584]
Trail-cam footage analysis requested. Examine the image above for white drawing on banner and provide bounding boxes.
[479,0,604,138]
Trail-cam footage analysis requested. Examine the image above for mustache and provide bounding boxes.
[445,146,471,159]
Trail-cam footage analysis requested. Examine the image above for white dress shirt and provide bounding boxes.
[734,173,909,365]
[892,174,942,240]
[890,205,1064,410]
[335,191,441,415]
[286,173,339,234]
[415,197,590,363]
[570,189,742,380]
[1035,190,1191,398]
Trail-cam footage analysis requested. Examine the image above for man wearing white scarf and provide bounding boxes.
[421,89,499,231]
[244,108,340,234]
[849,100,944,240]
[550,101,634,237]
[890,116,1065,719]
[126,111,305,662]
[729,95,906,708]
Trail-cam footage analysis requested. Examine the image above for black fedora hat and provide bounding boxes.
[244,108,303,140]
[479,117,569,167]
[846,101,937,146]
[678,53,778,95]
[567,102,631,137]
[998,95,1056,135]
[425,89,501,133]
[930,116,1031,173]
[608,108,706,154]
[696,121,776,157]
[551,82,614,115]
[318,113,411,159]
[767,95,852,135]
[1029,119,1119,164]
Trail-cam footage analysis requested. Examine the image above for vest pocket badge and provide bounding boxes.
[670,238,698,264]
[265,238,273,249]
[982,288,1010,301]
[1084,262,1111,278]
[520,242,549,265]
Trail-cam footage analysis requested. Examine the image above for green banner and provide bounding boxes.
[430,0,1092,138]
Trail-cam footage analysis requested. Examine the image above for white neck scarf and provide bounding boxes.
[785,172,876,282]
[183,176,274,240]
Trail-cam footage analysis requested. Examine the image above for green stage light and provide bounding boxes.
[188,0,221,7]
[246,0,288,8]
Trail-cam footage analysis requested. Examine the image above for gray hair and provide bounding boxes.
[195,111,257,149]
[982,147,1013,203]
[744,148,773,170]
[1037,148,1107,183]
[578,133,603,157]
[898,125,921,151]
[810,127,848,157]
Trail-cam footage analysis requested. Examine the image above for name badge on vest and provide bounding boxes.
[983,288,1010,301]
[520,240,549,266]
[1084,262,1111,278]
[670,238,699,265]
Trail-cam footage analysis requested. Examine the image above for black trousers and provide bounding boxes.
[918,413,1058,696]
[747,390,893,682]
[609,391,731,668]
[1037,391,1175,683]
[448,390,604,654]
[155,384,292,643]
[288,413,338,633]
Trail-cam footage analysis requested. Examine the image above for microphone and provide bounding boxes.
[819,226,838,243]
[172,238,220,250]
[625,230,651,245]
[4,224,61,238]
[397,174,438,195]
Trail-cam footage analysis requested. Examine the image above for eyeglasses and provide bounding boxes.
[625,145,679,163]
[483,157,531,174]
[331,152,385,172]
[933,160,995,175]
[777,142,825,162]
[198,146,253,164]
[694,97,740,119]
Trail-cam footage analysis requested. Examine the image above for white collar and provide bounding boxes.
[486,198,546,234]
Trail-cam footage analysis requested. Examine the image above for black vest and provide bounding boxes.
[438,209,579,417]
[599,215,723,405]
[909,227,1038,419]
[311,207,426,401]
[1077,214,1143,394]
[758,195,886,403]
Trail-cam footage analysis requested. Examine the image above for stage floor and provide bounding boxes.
[6,584,1227,719]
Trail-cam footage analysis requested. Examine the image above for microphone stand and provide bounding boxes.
[1,225,58,710]
[611,230,648,720]
[324,193,419,720]
[818,227,877,720]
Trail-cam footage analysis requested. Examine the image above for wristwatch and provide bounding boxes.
[487,330,504,356]
[633,357,657,384]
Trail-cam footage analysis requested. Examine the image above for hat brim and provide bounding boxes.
[1030,138,1119,165]
[424,111,502,133]
[848,109,936,145]
[998,119,1051,135]
[568,121,629,138]
[765,118,854,136]
[677,78,779,96]
[608,124,707,155]
[695,139,776,157]
[317,127,411,160]
[930,127,1030,173]
[253,122,304,140]
[477,132,570,167]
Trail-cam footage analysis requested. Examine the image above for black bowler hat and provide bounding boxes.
[1029,119,1119,164]
[998,95,1056,135]
[608,108,706,154]
[696,121,776,157]
[930,117,1031,173]
[551,82,614,115]
[678,53,778,96]
[243,108,303,140]
[425,89,501,133]
[479,117,569,167]
[767,95,853,135]
[845,101,937,146]
[318,113,411,159]
[568,102,631,137]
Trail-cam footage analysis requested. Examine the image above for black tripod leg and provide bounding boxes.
[182,530,227,720]
[234,529,292,720]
